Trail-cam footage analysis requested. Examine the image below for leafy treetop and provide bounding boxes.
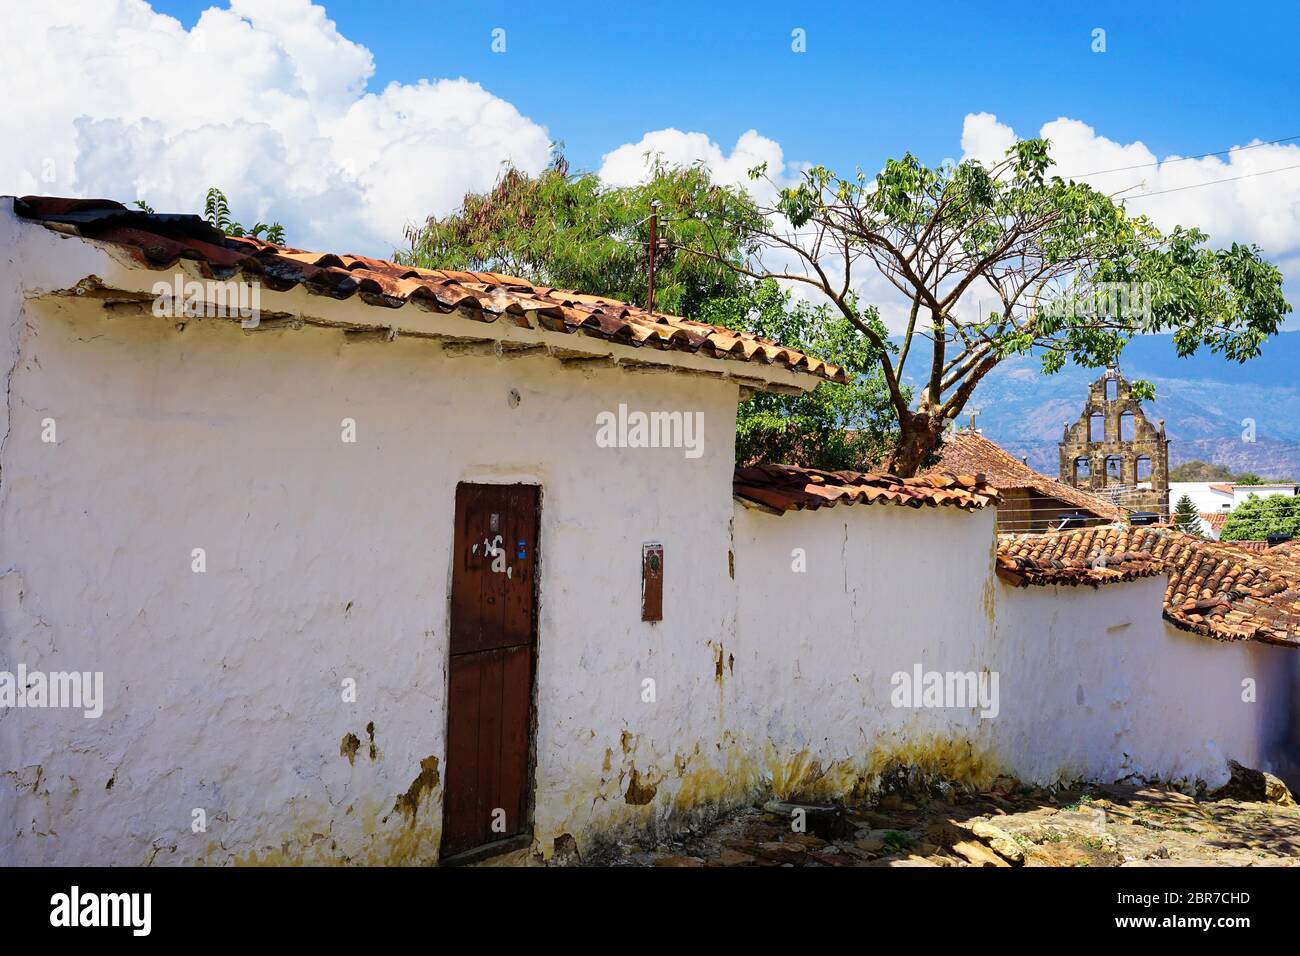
[1171,494,1203,537]
[698,279,903,469]
[398,155,762,319]
[1219,494,1300,541]
[676,140,1290,474]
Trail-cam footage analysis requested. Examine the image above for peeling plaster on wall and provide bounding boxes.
[0,276,741,865]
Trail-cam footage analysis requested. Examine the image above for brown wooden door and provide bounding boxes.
[442,483,539,858]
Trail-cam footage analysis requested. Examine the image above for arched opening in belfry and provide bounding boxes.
[1120,411,1136,442]
[1074,458,1091,484]
[1105,377,1118,402]
[1089,413,1105,442]
[1105,455,1124,485]
[1136,455,1153,486]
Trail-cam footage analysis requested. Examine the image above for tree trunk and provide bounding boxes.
[887,410,947,477]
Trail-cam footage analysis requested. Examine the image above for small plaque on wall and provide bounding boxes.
[641,542,663,622]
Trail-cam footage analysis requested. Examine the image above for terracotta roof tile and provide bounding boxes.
[733,463,1000,515]
[922,430,1123,522]
[1269,540,1300,560]
[997,526,1300,647]
[1199,511,1229,534]
[14,196,846,385]
[1222,539,1271,553]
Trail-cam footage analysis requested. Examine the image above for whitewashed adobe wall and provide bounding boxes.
[1168,482,1232,515]
[729,503,1004,797]
[733,503,1298,795]
[0,234,745,863]
[989,579,1296,789]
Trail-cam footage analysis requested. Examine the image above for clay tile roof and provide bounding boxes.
[13,196,846,385]
[1199,512,1229,534]
[733,463,1001,515]
[997,526,1300,647]
[1222,539,1271,553]
[921,430,1123,522]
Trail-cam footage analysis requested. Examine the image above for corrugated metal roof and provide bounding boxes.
[733,463,1000,514]
[14,196,846,384]
[998,526,1300,647]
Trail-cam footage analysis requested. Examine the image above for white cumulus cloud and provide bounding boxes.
[598,128,798,202]
[971,115,1300,261]
[964,114,1300,329]
[0,0,554,255]
[599,116,1300,330]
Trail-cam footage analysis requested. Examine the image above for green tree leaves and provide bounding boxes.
[1172,494,1203,537]
[699,280,903,469]
[398,155,762,319]
[695,138,1291,474]
[1219,494,1300,541]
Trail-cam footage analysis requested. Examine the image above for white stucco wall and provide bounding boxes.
[729,503,1004,797]
[989,579,1296,789]
[1171,480,1299,516]
[0,277,744,864]
[1233,485,1299,507]
[732,503,1298,797]
[1169,482,1232,515]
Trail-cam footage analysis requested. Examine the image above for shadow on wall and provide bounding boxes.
[1276,653,1300,789]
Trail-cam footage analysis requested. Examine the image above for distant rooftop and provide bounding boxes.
[998,526,1300,647]
[923,430,1123,523]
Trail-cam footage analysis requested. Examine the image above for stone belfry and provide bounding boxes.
[1058,365,1169,518]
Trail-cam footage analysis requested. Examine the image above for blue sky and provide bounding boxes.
[7,1,1299,330]
[147,0,1300,177]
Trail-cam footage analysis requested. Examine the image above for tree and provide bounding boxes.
[681,140,1290,475]
[203,187,285,244]
[1168,460,1290,483]
[1168,460,1235,482]
[1172,494,1203,537]
[398,155,762,319]
[698,279,903,469]
[400,159,900,467]
[1219,494,1300,541]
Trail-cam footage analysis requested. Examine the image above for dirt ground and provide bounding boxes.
[590,776,1300,868]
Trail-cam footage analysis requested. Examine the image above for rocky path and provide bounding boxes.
[600,776,1300,868]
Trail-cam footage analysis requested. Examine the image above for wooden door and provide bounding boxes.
[442,483,539,858]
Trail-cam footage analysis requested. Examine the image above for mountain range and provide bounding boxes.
[904,331,1300,481]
